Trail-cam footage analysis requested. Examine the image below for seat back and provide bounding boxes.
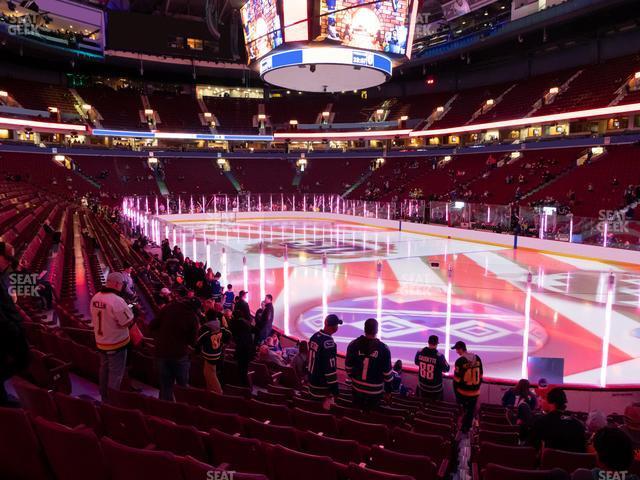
[100,404,151,449]
[339,416,390,446]
[208,427,269,474]
[369,446,438,480]
[541,448,597,473]
[107,388,149,411]
[209,392,249,415]
[478,429,520,446]
[248,398,292,425]
[271,444,338,480]
[146,396,196,425]
[147,416,208,461]
[0,407,52,480]
[53,392,102,433]
[477,441,538,469]
[391,428,451,462]
[484,463,570,480]
[301,431,362,464]
[12,378,59,421]
[194,407,245,434]
[412,418,454,438]
[101,437,183,480]
[292,407,339,435]
[245,418,301,449]
[347,462,415,480]
[33,416,108,480]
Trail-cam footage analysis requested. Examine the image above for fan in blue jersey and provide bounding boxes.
[415,334,450,401]
[345,318,393,411]
[307,314,343,402]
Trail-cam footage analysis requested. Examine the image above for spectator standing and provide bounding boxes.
[255,294,274,345]
[196,312,231,394]
[415,334,450,400]
[529,387,586,453]
[90,272,134,402]
[223,284,235,310]
[452,340,483,433]
[230,290,255,386]
[120,263,136,302]
[149,291,200,401]
[345,318,393,411]
[307,314,342,403]
[0,242,30,406]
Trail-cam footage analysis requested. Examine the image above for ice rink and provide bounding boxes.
[164,217,640,386]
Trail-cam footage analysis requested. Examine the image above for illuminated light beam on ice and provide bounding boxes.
[521,272,533,379]
[600,273,615,388]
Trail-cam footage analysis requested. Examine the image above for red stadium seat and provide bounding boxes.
[53,392,102,433]
[12,378,59,421]
[100,404,152,449]
[270,444,340,480]
[223,384,253,398]
[0,407,52,480]
[107,388,149,411]
[193,407,245,434]
[391,428,452,464]
[478,429,520,446]
[301,431,363,465]
[244,417,301,449]
[101,436,183,480]
[347,462,415,480]
[339,416,390,446]
[368,445,440,480]
[540,448,597,473]
[292,407,340,435]
[483,463,570,480]
[247,398,293,426]
[33,416,108,480]
[146,416,209,461]
[412,418,454,438]
[179,456,270,480]
[208,428,269,474]
[473,442,538,472]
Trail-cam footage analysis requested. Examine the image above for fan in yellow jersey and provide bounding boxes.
[452,340,483,433]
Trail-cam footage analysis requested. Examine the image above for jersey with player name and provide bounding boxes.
[415,347,450,393]
[307,330,339,398]
[345,336,393,396]
[454,352,484,397]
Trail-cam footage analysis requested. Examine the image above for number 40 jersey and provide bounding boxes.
[454,352,483,397]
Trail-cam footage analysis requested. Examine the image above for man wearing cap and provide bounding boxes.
[0,241,30,406]
[307,314,342,404]
[415,334,450,401]
[345,318,394,410]
[149,289,200,401]
[452,340,483,433]
[196,310,232,394]
[90,272,135,402]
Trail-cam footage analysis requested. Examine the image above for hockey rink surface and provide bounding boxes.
[165,217,640,386]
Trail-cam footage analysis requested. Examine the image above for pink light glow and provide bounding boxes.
[274,128,412,140]
[0,116,87,132]
[410,102,640,137]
